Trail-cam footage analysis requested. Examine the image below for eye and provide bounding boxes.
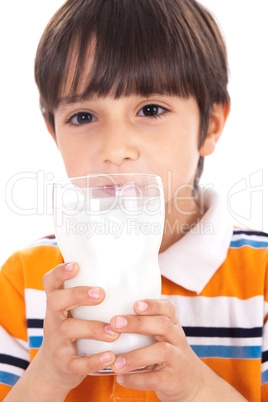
[138,104,169,118]
[67,111,96,125]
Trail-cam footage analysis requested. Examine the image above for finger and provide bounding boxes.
[110,314,180,344]
[115,368,170,393]
[134,299,178,324]
[43,262,79,293]
[111,341,176,374]
[66,351,117,376]
[58,318,120,343]
[46,286,105,313]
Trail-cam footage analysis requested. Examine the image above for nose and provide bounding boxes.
[100,124,140,167]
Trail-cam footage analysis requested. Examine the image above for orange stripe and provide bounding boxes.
[0,383,12,400]
[162,247,268,299]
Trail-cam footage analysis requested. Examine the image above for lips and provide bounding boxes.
[103,185,117,197]
[104,183,143,197]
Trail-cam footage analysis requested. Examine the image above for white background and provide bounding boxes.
[0,0,267,266]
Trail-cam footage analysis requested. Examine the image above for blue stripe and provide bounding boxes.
[0,371,20,386]
[32,240,58,247]
[230,239,268,249]
[191,345,261,359]
[261,369,268,385]
[0,354,29,370]
[184,326,262,338]
[233,230,268,238]
[27,319,44,329]
[29,336,43,348]
[26,238,58,248]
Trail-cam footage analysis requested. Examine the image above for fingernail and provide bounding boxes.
[137,301,148,312]
[100,352,113,363]
[114,357,126,369]
[65,263,75,271]
[104,325,116,336]
[115,316,127,329]
[117,374,124,384]
[88,288,100,299]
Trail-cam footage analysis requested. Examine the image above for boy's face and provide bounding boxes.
[53,94,201,208]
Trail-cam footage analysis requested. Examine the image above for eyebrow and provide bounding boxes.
[57,94,86,108]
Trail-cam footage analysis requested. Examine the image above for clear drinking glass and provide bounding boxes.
[52,173,165,374]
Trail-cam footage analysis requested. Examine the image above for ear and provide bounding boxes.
[199,102,230,157]
[44,117,58,146]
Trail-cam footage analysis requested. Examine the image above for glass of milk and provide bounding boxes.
[53,173,165,374]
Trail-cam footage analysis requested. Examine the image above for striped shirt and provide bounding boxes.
[0,190,268,401]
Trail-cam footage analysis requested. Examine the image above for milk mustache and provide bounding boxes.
[54,190,165,357]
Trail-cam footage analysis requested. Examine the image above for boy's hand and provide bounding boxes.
[35,262,119,396]
[108,299,201,401]
[109,300,246,402]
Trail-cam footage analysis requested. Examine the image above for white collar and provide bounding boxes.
[158,188,233,294]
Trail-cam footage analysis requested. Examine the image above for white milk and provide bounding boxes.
[54,196,164,357]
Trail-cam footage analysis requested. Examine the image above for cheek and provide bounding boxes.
[156,134,199,177]
[154,134,200,201]
[55,133,88,177]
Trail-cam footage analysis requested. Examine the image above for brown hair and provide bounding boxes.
[35,0,229,186]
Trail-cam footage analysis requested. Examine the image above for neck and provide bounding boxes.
[159,197,203,253]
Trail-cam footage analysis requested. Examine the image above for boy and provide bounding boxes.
[0,0,267,400]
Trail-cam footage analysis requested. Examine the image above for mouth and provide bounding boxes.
[103,183,143,197]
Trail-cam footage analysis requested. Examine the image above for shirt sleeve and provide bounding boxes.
[261,258,268,401]
[0,252,30,399]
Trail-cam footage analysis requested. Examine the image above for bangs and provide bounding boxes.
[61,2,193,102]
[36,0,223,112]
[62,30,191,103]
[35,0,229,137]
